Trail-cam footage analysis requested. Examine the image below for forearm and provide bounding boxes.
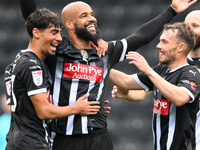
[30,93,78,120]
[125,90,152,102]
[109,69,129,89]
[147,69,190,106]
[40,104,78,120]
[20,0,36,20]
[109,69,141,90]
[126,7,176,51]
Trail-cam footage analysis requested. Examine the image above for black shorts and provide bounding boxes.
[6,125,48,150]
[52,132,113,150]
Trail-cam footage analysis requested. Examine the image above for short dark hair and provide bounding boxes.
[25,8,63,38]
[164,22,196,54]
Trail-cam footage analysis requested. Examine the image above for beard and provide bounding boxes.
[159,49,176,65]
[159,56,175,65]
[74,23,101,42]
[193,36,200,50]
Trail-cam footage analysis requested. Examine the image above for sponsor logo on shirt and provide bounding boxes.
[63,62,103,82]
[30,59,38,64]
[5,69,12,75]
[181,80,197,91]
[153,98,169,115]
[189,70,197,76]
[32,70,43,86]
[5,80,11,96]
[190,82,196,90]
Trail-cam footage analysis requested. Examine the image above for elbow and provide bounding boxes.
[171,98,188,107]
[36,108,52,120]
[37,113,50,120]
[173,102,184,107]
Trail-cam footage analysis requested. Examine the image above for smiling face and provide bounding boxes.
[74,22,100,42]
[37,25,62,57]
[156,29,178,65]
[62,2,100,42]
[26,8,63,60]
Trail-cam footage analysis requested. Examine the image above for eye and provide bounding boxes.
[51,30,60,35]
[192,24,199,28]
[52,31,57,35]
[162,40,168,44]
[80,13,87,18]
[81,15,86,18]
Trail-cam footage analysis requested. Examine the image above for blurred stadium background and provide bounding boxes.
[0,0,199,150]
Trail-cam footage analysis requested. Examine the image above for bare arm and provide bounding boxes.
[30,93,100,120]
[112,86,152,102]
[109,69,143,90]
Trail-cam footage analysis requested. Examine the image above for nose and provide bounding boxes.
[56,33,62,42]
[89,15,97,24]
[156,41,161,49]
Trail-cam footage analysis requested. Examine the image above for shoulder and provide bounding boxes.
[180,65,200,81]
[14,52,43,73]
[182,65,199,73]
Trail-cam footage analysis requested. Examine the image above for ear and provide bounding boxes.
[177,43,186,53]
[65,20,74,30]
[32,28,40,39]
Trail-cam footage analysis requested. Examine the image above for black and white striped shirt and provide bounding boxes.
[187,54,200,150]
[135,63,200,150]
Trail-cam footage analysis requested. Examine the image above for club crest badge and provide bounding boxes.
[32,70,43,86]
[6,80,11,96]
[80,49,90,64]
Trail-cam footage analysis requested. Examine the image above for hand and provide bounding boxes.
[126,52,153,76]
[112,86,129,99]
[104,100,111,114]
[74,94,100,115]
[171,0,197,13]
[90,39,108,57]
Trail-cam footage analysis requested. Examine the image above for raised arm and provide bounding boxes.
[125,0,197,51]
[20,0,36,20]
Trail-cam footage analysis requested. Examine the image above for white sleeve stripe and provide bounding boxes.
[179,87,195,103]
[27,88,47,96]
[119,39,128,62]
[133,74,150,92]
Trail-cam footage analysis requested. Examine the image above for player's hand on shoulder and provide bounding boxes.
[90,39,108,57]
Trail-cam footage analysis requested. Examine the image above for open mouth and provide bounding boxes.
[50,43,58,51]
[159,52,165,57]
[86,24,96,32]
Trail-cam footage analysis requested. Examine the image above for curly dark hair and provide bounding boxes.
[25,8,63,38]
